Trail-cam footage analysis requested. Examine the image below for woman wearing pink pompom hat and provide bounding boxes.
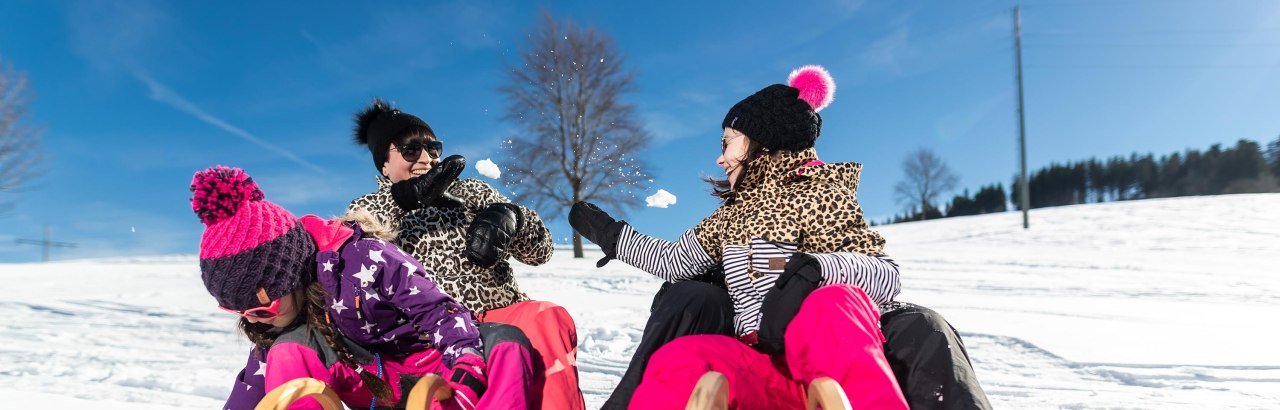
[572,66,990,409]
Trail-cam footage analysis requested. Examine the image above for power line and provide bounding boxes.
[15,225,77,262]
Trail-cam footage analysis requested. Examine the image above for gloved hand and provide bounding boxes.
[758,252,823,356]
[445,352,487,410]
[569,201,627,267]
[389,155,466,211]
[465,203,523,268]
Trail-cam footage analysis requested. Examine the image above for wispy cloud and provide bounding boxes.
[132,70,328,174]
[934,90,1012,142]
[860,27,915,73]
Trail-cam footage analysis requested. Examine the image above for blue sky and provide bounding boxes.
[0,0,1277,262]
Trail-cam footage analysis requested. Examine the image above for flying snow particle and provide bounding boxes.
[476,158,502,179]
[645,189,678,208]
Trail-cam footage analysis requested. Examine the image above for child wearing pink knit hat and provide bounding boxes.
[193,165,534,410]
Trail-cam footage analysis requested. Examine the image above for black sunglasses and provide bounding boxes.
[394,140,444,162]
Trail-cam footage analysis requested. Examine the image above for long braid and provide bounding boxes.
[304,282,395,403]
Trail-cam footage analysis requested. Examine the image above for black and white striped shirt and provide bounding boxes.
[616,225,901,336]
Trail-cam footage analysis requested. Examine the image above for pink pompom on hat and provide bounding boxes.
[721,65,837,152]
[191,166,316,311]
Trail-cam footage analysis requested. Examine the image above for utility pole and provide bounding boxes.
[15,225,77,262]
[1013,6,1031,229]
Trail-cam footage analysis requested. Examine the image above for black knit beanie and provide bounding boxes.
[721,66,837,152]
[352,98,434,172]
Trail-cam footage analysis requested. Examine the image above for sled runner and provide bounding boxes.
[255,378,343,410]
[406,373,454,408]
[685,371,729,410]
[684,372,852,410]
[806,377,852,410]
[256,374,454,410]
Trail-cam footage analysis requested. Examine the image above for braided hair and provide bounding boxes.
[237,284,395,404]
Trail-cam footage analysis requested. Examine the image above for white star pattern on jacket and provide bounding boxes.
[363,289,381,301]
[385,284,394,294]
[453,317,469,330]
[254,361,266,376]
[322,260,334,272]
[368,249,385,264]
[402,262,416,275]
[354,264,377,286]
[362,321,376,333]
[330,299,347,314]
[409,286,420,295]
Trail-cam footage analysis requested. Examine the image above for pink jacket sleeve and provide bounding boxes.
[263,342,368,410]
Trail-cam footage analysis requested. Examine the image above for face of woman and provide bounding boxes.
[716,127,751,189]
[382,136,442,183]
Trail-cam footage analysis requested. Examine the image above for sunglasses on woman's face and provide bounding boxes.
[393,140,444,163]
[219,298,282,319]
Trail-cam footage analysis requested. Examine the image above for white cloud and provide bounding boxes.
[645,189,678,208]
[859,27,914,73]
[476,158,501,179]
[132,71,328,174]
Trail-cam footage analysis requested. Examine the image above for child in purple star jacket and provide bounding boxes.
[193,166,534,410]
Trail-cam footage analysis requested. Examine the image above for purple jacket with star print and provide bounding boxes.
[304,214,482,364]
[220,214,482,409]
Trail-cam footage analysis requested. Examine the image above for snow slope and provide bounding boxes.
[1,194,1277,408]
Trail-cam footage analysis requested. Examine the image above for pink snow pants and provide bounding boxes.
[479,300,585,410]
[396,336,534,410]
[629,285,908,409]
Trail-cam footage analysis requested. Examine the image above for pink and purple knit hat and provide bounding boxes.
[190,166,316,311]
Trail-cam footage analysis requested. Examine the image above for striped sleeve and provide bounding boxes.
[615,225,718,282]
[808,253,901,304]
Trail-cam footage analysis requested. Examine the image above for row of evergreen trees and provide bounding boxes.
[880,136,1280,224]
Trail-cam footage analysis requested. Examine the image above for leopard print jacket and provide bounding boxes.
[693,148,887,259]
[348,176,553,313]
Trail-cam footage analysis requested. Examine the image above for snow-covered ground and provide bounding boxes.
[1,194,1277,409]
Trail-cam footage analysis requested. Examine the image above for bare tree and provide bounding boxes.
[499,12,650,258]
[893,148,959,217]
[0,59,42,215]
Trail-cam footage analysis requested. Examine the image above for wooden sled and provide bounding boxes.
[406,373,454,409]
[683,372,851,410]
[685,371,729,410]
[806,377,852,410]
[255,377,343,410]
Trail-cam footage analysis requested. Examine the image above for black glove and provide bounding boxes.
[389,155,466,211]
[757,252,823,356]
[465,203,523,268]
[569,201,627,267]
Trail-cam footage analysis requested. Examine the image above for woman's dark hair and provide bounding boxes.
[393,125,437,145]
[238,283,395,404]
[704,137,765,200]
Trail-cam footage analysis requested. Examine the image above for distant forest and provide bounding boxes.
[879,136,1280,224]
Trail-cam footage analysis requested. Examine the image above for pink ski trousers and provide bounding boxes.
[629,285,908,409]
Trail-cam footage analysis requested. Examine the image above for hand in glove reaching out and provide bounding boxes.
[569,201,627,267]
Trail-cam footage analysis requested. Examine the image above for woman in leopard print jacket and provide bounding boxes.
[347,99,585,410]
[573,66,990,409]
